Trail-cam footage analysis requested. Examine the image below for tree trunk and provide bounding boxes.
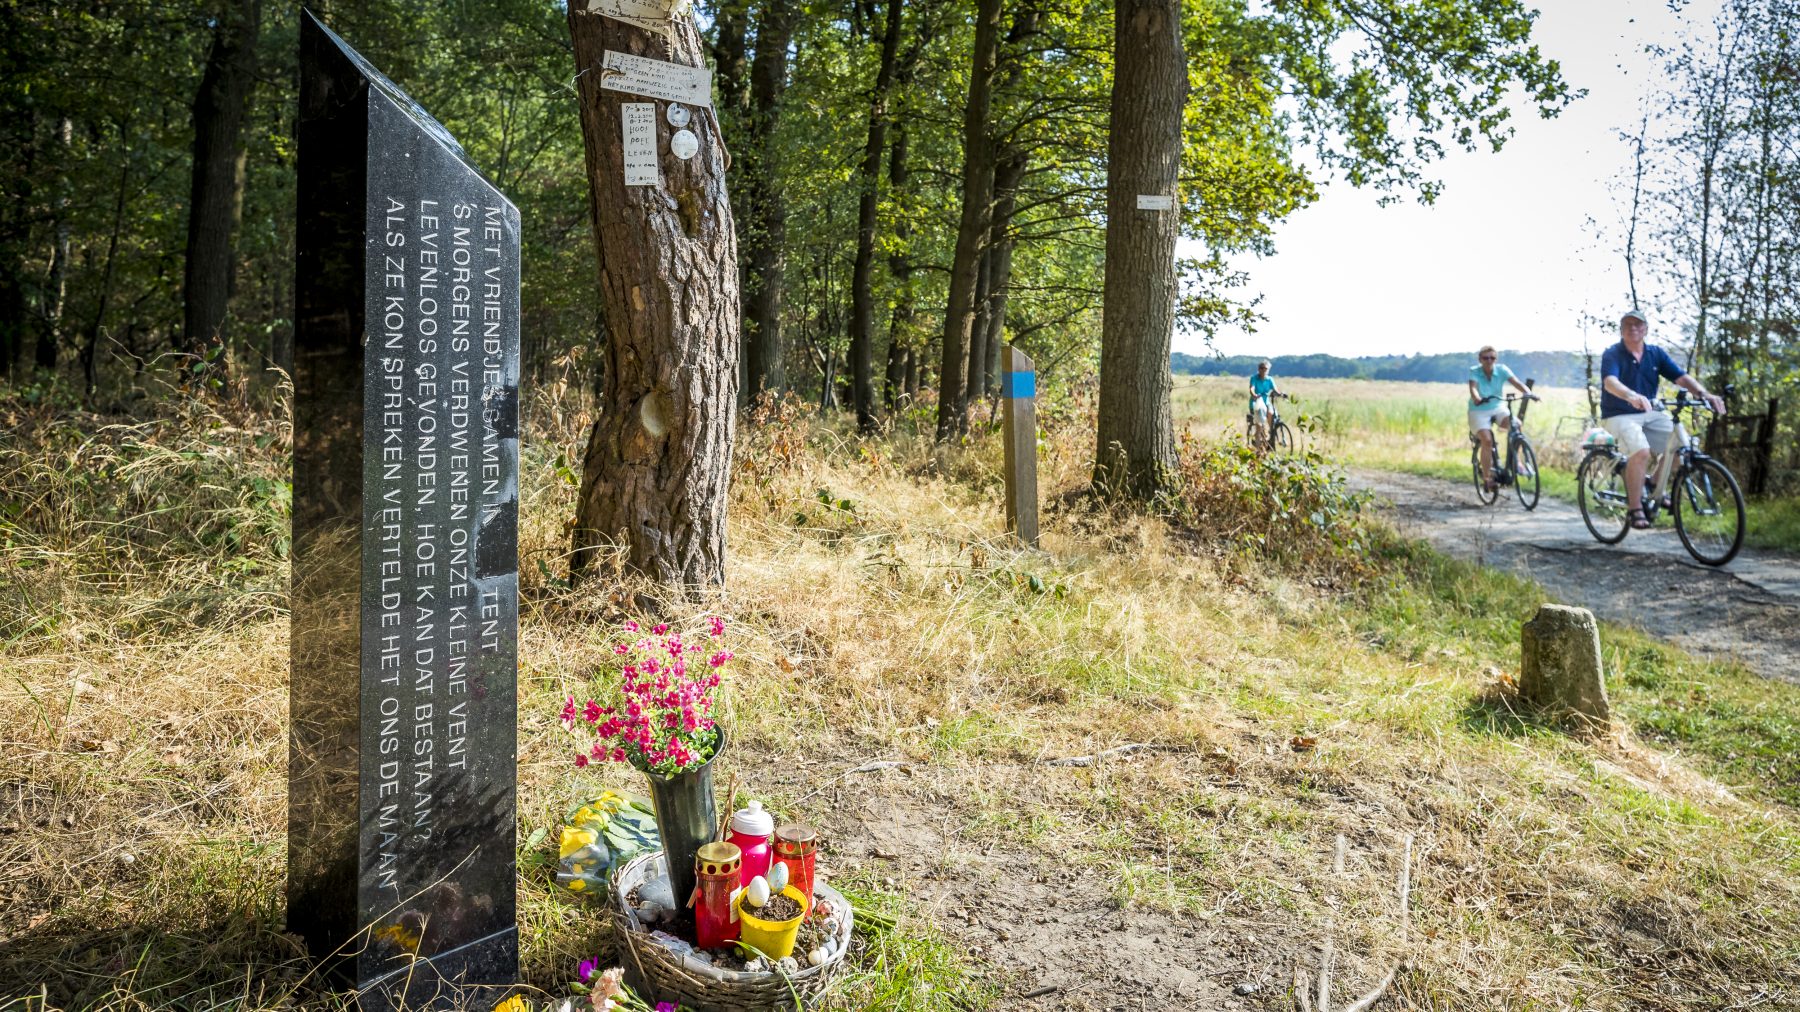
[849,0,905,432]
[711,0,751,400]
[933,0,1003,441]
[903,346,917,400]
[37,115,72,373]
[1094,0,1184,498]
[183,0,261,373]
[883,331,905,410]
[981,152,1023,398]
[81,159,131,401]
[567,12,740,589]
[741,0,794,405]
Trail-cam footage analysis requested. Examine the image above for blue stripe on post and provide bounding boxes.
[1004,371,1036,399]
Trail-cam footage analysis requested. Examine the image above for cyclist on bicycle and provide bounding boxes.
[1248,360,1284,448]
[1600,310,1726,529]
[1468,345,1537,494]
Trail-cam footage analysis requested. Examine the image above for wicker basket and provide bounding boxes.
[611,851,854,1012]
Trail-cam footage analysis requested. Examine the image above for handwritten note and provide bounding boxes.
[588,0,674,38]
[1136,194,1174,211]
[622,103,659,186]
[600,50,713,108]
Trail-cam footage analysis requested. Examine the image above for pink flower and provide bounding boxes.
[574,752,589,768]
[583,700,602,723]
[653,623,670,635]
[708,616,725,638]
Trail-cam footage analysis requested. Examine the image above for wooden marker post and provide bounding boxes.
[1001,345,1039,547]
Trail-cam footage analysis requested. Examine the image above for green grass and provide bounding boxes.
[1173,374,1800,553]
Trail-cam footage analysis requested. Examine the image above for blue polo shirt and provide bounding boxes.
[1600,341,1684,418]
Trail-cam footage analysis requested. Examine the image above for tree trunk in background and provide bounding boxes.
[711,0,751,401]
[934,0,1003,440]
[37,116,72,373]
[979,151,1023,397]
[81,159,130,400]
[567,12,740,589]
[883,331,905,409]
[1094,0,1184,498]
[903,347,917,400]
[741,0,794,405]
[849,0,904,432]
[183,0,261,373]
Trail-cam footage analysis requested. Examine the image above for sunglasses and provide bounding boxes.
[1480,356,1496,362]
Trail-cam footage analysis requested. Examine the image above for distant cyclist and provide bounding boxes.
[1600,310,1725,529]
[1468,345,1537,494]
[1248,360,1284,448]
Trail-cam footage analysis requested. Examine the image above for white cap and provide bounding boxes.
[730,800,774,837]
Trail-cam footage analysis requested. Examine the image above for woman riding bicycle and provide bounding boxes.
[1468,345,1537,494]
[1600,310,1726,529]
[1248,360,1283,449]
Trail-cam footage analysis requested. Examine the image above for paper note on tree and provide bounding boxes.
[600,50,712,107]
[1136,194,1174,211]
[622,103,658,186]
[587,0,674,38]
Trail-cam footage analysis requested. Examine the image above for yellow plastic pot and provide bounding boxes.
[736,885,809,960]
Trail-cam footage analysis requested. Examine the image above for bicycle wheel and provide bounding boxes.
[1471,446,1499,505]
[1512,438,1540,511]
[1673,456,1746,566]
[1272,422,1295,455]
[1577,450,1630,544]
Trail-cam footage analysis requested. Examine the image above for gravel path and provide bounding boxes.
[1351,469,1800,684]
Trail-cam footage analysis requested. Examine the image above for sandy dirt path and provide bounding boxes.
[1351,469,1800,684]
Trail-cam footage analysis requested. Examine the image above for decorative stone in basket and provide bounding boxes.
[613,851,855,1012]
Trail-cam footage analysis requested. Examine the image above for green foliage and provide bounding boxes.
[1159,428,1373,570]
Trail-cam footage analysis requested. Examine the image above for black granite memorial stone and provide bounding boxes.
[290,12,520,1007]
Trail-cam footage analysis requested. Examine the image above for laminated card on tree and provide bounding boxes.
[600,50,712,107]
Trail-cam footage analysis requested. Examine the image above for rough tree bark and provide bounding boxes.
[741,0,794,404]
[880,13,933,412]
[183,0,261,372]
[1093,0,1184,498]
[933,0,1003,440]
[567,11,740,589]
[849,0,905,432]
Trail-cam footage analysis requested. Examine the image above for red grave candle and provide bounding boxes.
[773,824,818,907]
[693,841,742,949]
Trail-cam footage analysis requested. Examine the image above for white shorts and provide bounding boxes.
[1468,406,1511,434]
[1601,411,1689,457]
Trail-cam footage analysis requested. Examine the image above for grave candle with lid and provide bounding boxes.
[693,841,742,950]
[773,824,819,907]
[725,800,774,886]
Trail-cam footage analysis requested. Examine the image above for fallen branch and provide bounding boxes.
[1341,834,1414,1012]
[1041,743,1171,767]
[791,759,913,805]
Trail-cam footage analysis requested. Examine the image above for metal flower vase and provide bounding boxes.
[642,729,725,920]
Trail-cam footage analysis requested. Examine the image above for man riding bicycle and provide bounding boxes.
[1248,359,1284,448]
[1600,310,1726,530]
[1468,345,1537,494]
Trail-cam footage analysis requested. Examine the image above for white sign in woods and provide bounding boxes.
[587,0,675,38]
[1136,194,1175,211]
[600,50,713,108]
[621,103,659,186]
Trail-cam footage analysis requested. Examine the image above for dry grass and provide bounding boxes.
[2,379,1799,1010]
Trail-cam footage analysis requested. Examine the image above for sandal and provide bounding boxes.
[1628,508,1652,530]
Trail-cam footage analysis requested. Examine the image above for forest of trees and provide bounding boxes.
[14,0,1795,531]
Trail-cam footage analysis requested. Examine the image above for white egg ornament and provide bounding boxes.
[807,948,826,966]
[766,862,790,892]
[745,875,771,908]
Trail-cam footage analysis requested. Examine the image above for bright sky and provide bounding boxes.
[1185,0,1721,360]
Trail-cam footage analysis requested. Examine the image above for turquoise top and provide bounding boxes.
[1468,363,1514,408]
[1249,375,1276,409]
